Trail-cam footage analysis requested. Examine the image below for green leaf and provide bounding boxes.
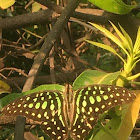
[89,23,130,57]
[0,0,15,9]
[127,72,140,81]
[118,23,133,52]
[88,0,137,15]
[32,2,41,12]
[135,51,140,59]
[72,70,120,90]
[129,59,140,74]
[130,81,140,85]
[86,40,126,64]
[110,22,132,53]
[93,117,121,140]
[133,26,140,54]
[0,80,10,94]
[0,84,65,110]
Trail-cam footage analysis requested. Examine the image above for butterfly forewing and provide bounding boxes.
[2,91,67,140]
[71,84,136,139]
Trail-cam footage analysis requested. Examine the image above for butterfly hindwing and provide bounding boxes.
[2,91,67,140]
[71,84,136,139]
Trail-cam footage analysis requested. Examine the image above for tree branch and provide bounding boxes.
[0,10,53,29]
[22,0,81,91]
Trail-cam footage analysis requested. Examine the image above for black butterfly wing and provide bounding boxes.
[2,91,68,140]
[71,85,136,140]
[2,85,136,140]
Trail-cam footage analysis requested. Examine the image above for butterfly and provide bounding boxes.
[1,84,136,140]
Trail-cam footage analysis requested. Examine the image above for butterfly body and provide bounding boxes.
[2,84,136,140]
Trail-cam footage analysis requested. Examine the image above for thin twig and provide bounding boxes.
[0,73,22,91]
[0,67,28,77]
[49,46,56,84]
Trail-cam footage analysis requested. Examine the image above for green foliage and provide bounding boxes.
[0,126,14,140]
[32,2,41,12]
[0,80,10,94]
[93,117,121,140]
[98,53,121,72]
[88,0,137,14]
[86,22,140,140]
[73,70,120,90]
[86,22,140,85]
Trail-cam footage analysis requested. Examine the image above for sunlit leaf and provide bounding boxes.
[109,21,132,52]
[135,51,140,59]
[89,22,130,57]
[88,0,137,15]
[93,117,121,140]
[118,24,133,52]
[32,2,41,12]
[130,81,140,85]
[133,27,140,54]
[127,72,140,81]
[0,80,10,94]
[0,0,15,9]
[73,70,120,90]
[130,59,140,74]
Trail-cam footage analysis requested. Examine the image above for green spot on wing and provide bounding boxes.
[42,101,47,109]
[35,102,40,109]
[26,97,30,101]
[89,96,95,104]
[85,91,89,95]
[103,95,109,100]
[50,104,55,110]
[96,96,101,102]
[53,92,62,116]
[94,86,97,90]
[107,87,111,91]
[48,95,52,99]
[88,87,91,90]
[59,115,65,126]
[37,114,41,118]
[33,98,37,102]
[93,91,96,95]
[116,93,120,96]
[44,112,47,117]
[95,107,99,112]
[110,94,114,98]
[76,94,82,107]
[82,100,87,107]
[79,89,84,94]
[81,107,85,112]
[77,107,80,114]
[100,90,104,94]
[18,104,21,107]
[73,113,79,125]
[29,103,33,108]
